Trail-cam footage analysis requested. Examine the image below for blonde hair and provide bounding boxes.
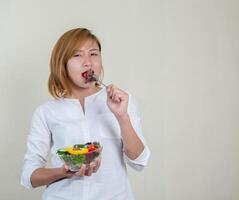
[48,28,103,99]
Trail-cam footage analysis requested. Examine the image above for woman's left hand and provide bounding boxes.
[106,84,129,118]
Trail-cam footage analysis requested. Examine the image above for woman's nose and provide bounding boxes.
[83,55,92,68]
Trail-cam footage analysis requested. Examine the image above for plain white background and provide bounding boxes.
[0,0,238,199]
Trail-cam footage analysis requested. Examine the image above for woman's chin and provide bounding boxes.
[78,81,95,88]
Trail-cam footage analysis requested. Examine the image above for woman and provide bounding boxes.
[21,28,150,200]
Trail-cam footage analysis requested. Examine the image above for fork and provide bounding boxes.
[89,74,107,88]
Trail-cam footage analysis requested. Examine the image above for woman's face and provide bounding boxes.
[66,39,102,89]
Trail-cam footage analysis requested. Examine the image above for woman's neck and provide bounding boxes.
[67,85,101,100]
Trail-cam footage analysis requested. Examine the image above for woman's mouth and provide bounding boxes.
[82,70,98,83]
[82,71,89,80]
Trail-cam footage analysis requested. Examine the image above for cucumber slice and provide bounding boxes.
[57,148,69,155]
[73,144,86,149]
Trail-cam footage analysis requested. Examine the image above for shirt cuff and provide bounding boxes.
[21,165,40,189]
[123,146,150,171]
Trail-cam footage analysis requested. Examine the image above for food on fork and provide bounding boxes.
[82,69,98,83]
[82,69,107,87]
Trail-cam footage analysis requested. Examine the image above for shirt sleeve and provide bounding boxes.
[20,106,52,189]
[123,94,151,171]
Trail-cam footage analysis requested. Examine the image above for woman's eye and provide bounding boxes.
[91,53,98,56]
[74,54,82,57]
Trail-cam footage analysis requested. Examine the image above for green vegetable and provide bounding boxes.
[57,148,69,156]
[71,154,86,165]
[73,144,86,149]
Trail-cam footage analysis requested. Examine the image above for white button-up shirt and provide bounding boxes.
[21,88,150,200]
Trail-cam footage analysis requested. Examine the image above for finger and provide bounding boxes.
[111,86,121,100]
[106,85,113,99]
[86,162,94,176]
[75,164,86,176]
[110,90,124,102]
[108,84,124,99]
[108,85,125,101]
[112,86,126,97]
[61,164,76,177]
[113,92,123,102]
[115,92,128,101]
[112,94,121,103]
[63,164,70,172]
[106,84,113,92]
[110,86,114,98]
[111,84,119,96]
[112,89,117,100]
[93,158,101,173]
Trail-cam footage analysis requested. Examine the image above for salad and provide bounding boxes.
[57,142,102,171]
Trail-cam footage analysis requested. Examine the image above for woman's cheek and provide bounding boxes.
[93,63,102,74]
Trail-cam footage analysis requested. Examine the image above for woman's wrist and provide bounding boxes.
[31,167,70,188]
[59,165,75,178]
[115,113,130,123]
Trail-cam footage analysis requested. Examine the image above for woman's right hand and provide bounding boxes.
[61,164,77,178]
[62,158,101,177]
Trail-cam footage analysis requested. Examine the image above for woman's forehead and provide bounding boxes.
[76,39,99,51]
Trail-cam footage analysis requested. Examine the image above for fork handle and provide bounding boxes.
[99,82,107,88]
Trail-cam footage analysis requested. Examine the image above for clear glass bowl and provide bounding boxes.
[57,142,102,172]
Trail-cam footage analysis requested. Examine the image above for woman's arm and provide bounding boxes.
[106,85,145,160]
[21,106,53,189]
[117,114,144,160]
[30,165,74,188]
[31,159,101,188]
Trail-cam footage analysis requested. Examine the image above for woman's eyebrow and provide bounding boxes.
[89,48,100,52]
[76,48,100,52]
